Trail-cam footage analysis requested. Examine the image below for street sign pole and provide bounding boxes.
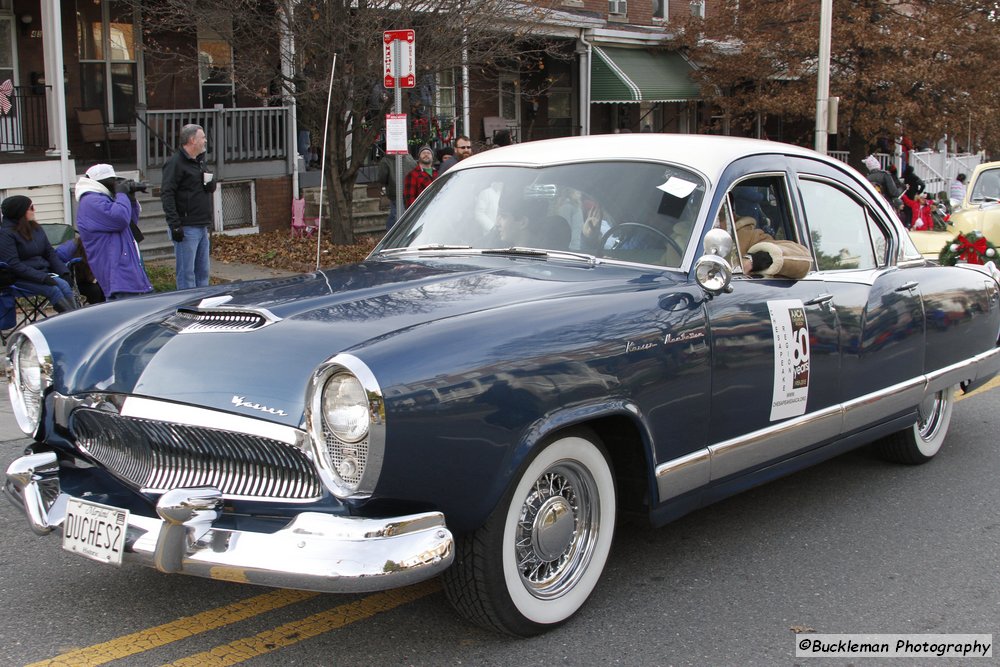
[393,40,404,217]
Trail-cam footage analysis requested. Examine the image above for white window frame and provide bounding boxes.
[690,0,706,18]
[198,21,235,108]
[435,69,457,125]
[652,0,667,21]
[608,0,627,17]
[499,72,520,124]
[77,0,138,127]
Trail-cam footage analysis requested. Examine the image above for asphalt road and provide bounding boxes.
[1,383,997,667]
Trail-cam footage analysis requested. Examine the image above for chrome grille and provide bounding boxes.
[72,408,322,500]
[163,307,277,334]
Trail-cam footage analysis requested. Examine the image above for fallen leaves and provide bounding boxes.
[211,231,382,273]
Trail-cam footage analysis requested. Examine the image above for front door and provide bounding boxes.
[705,169,842,480]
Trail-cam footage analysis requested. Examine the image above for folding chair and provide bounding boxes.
[43,223,75,247]
[291,198,318,238]
[0,280,50,344]
[0,259,81,343]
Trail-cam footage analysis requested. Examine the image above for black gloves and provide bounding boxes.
[748,251,773,273]
[170,226,184,242]
[114,179,130,194]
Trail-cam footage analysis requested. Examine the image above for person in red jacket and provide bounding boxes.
[901,191,933,231]
[403,145,436,207]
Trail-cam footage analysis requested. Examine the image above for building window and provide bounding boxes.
[690,0,706,18]
[76,0,137,126]
[499,74,519,121]
[198,22,234,108]
[653,0,666,20]
[435,69,456,126]
[608,0,627,16]
[548,90,571,120]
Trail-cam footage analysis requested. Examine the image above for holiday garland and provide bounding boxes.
[938,230,998,265]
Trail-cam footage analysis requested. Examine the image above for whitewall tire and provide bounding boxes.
[443,429,617,635]
[875,386,955,464]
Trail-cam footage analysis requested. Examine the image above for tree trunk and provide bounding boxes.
[324,161,354,245]
[846,121,868,173]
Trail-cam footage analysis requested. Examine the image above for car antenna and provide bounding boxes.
[315,51,339,271]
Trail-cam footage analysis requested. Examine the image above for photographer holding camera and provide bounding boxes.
[74,163,153,300]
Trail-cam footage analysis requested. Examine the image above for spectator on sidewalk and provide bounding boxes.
[161,124,216,290]
[55,235,105,305]
[863,155,902,205]
[950,173,967,203]
[75,163,152,300]
[403,144,436,207]
[437,136,472,176]
[0,196,77,312]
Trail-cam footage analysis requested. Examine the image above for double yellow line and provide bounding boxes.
[27,580,440,667]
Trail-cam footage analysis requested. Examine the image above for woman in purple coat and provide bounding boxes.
[0,196,77,312]
[75,164,152,300]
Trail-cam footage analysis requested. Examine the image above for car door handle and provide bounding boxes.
[804,293,833,306]
[895,281,919,292]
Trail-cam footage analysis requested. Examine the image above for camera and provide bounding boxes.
[116,179,150,195]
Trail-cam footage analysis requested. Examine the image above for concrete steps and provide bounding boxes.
[301,183,387,235]
[134,193,173,261]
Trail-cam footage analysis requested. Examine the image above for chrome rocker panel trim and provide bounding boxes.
[654,348,1000,502]
[5,452,454,594]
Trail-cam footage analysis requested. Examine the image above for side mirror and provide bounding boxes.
[695,255,733,296]
[695,228,735,296]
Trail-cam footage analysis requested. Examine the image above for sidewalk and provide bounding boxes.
[0,381,29,446]
[210,260,299,283]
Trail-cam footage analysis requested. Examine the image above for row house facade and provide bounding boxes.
[0,0,714,234]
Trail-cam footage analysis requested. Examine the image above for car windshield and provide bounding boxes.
[378,161,707,268]
[969,168,1000,202]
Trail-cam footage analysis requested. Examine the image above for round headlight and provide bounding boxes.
[322,373,371,443]
[7,330,52,435]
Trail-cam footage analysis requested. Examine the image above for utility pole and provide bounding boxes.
[814,0,833,154]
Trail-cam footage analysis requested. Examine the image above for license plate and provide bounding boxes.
[62,498,130,566]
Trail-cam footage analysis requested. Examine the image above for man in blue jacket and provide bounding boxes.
[75,163,152,300]
[161,124,216,289]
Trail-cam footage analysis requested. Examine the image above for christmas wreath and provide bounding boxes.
[938,230,999,266]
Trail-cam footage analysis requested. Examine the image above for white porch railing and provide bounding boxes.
[136,104,295,179]
[828,150,983,195]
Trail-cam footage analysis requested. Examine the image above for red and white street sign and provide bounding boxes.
[383,29,415,88]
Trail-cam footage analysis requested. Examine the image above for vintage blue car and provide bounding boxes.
[5,135,1000,636]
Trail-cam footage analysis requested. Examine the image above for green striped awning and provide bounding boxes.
[591,46,700,103]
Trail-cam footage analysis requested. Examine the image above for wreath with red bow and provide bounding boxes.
[938,231,998,266]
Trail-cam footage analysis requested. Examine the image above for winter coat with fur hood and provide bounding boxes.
[75,177,152,296]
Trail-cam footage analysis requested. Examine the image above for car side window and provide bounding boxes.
[799,178,887,271]
[728,176,797,242]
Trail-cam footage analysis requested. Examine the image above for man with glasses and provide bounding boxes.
[437,135,473,175]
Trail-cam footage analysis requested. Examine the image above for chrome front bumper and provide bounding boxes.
[4,452,454,593]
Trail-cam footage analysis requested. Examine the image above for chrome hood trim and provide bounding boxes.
[162,306,282,334]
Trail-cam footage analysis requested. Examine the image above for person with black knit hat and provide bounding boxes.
[403,144,436,207]
[0,195,77,312]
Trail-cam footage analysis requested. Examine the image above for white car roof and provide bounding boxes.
[454,134,824,185]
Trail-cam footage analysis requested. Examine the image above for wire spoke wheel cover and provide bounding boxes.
[501,433,616,626]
